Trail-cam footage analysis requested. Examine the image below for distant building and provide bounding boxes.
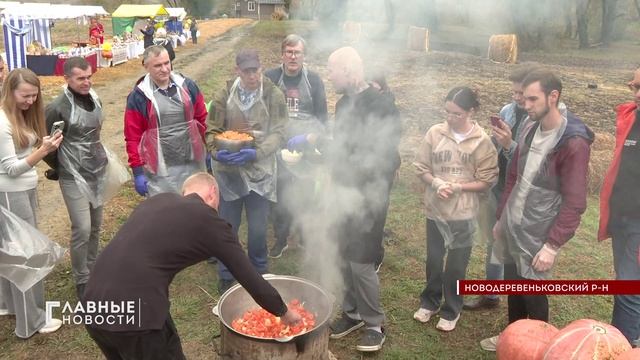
[234,0,285,19]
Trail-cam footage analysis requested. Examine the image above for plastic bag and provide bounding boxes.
[0,205,66,292]
[103,147,130,203]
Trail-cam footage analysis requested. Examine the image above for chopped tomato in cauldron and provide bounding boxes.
[231,299,316,338]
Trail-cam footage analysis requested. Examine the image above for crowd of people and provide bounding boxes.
[0,27,638,359]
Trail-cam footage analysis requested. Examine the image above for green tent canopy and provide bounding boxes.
[111,4,169,36]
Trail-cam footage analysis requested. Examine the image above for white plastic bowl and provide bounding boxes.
[281,149,302,164]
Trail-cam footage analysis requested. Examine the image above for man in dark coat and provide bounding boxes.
[83,172,301,359]
[294,46,401,353]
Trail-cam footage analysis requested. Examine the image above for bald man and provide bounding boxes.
[84,172,300,359]
[598,68,640,346]
[295,47,401,352]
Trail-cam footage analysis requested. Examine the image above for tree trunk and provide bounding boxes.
[576,0,590,48]
[600,0,619,46]
[563,0,573,37]
[634,0,640,18]
[384,0,395,34]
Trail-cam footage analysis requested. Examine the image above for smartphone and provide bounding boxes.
[490,115,501,127]
[50,121,65,136]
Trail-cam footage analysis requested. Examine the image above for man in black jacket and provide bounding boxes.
[291,46,401,353]
[45,57,106,300]
[84,172,300,359]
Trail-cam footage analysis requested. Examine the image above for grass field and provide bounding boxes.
[0,20,622,360]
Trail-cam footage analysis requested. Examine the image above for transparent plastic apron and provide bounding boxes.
[57,87,107,207]
[496,118,567,280]
[275,66,324,179]
[139,84,206,195]
[424,135,482,249]
[213,78,277,202]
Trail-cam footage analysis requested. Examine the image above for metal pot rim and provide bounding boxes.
[217,275,333,342]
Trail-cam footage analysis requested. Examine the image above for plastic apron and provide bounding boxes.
[423,136,481,250]
[213,78,277,202]
[496,118,567,280]
[0,205,65,292]
[275,66,324,179]
[57,87,108,207]
[139,83,206,195]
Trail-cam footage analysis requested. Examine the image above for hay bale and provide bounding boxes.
[488,34,518,63]
[343,21,361,44]
[407,26,429,52]
[587,132,615,194]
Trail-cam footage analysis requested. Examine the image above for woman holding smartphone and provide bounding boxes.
[0,68,63,338]
[412,87,498,332]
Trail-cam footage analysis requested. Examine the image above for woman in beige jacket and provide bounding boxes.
[412,87,498,332]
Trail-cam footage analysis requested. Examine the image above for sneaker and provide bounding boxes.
[268,243,288,259]
[413,308,437,323]
[38,318,62,334]
[329,313,364,339]
[480,335,499,352]
[436,314,460,332]
[0,308,9,316]
[356,328,385,352]
[463,296,500,310]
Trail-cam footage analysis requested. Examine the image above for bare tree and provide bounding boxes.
[576,0,590,48]
[600,0,619,46]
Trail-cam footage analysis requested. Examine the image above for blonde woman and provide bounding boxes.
[413,87,498,332]
[0,68,63,338]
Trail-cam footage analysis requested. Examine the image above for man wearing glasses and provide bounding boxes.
[264,34,328,259]
[206,49,288,293]
[598,67,640,347]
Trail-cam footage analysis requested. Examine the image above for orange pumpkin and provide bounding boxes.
[497,319,559,360]
[543,319,631,359]
[102,50,112,59]
[614,348,640,360]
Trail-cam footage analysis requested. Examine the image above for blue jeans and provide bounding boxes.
[217,191,271,281]
[481,191,503,299]
[610,216,640,344]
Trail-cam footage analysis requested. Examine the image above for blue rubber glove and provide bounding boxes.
[134,174,148,196]
[287,134,308,151]
[206,152,212,173]
[229,148,257,165]
[215,150,236,164]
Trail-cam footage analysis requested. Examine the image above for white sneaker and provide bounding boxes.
[38,318,62,334]
[480,335,499,351]
[436,314,460,332]
[0,308,9,316]
[413,308,437,323]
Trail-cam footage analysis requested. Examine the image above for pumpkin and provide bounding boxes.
[102,50,112,59]
[497,319,559,360]
[614,348,640,360]
[544,319,631,359]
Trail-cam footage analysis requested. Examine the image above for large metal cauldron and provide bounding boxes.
[216,275,334,360]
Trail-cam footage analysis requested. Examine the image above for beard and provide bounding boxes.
[529,104,550,122]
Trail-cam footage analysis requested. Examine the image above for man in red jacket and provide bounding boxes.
[598,67,640,347]
[481,69,593,351]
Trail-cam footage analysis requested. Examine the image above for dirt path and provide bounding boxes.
[34,21,256,247]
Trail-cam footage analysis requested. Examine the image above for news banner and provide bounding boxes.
[458,280,640,295]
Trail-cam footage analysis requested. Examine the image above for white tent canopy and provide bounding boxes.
[1,3,108,19]
[166,7,187,20]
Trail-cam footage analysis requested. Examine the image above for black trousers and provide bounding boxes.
[86,314,186,360]
[504,263,549,323]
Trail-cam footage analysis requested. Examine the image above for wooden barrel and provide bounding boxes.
[407,26,429,52]
[219,321,331,360]
[488,34,518,63]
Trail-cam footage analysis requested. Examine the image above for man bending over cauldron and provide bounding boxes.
[83,172,301,359]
